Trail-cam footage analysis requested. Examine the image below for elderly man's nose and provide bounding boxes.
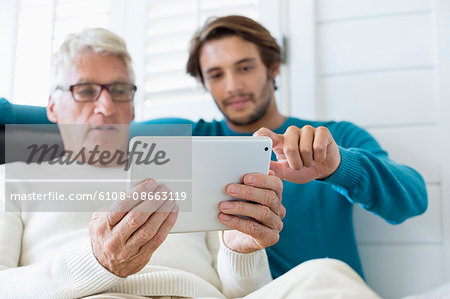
[94,89,115,116]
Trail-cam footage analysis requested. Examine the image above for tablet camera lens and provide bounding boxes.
[264,147,269,151]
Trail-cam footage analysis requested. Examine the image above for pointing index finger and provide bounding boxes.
[253,127,283,148]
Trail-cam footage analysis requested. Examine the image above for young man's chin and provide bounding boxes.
[224,106,253,120]
[226,115,256,127]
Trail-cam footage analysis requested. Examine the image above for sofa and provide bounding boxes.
[0,97,194,164]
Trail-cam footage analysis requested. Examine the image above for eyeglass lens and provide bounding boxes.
[72,84,135,102]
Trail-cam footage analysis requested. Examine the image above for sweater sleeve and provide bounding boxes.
[0,243,124,299]
[214,232,272,298]
[323,122,427,224]
[0,167,124,299]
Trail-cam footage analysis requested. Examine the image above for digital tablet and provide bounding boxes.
[127,136,272,233]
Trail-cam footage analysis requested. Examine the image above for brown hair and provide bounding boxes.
[186,15,282,85]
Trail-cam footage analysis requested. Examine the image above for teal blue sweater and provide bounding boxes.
[191,117,428,279]
[0,98,428,279]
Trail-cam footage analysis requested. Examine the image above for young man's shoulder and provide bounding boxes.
[190,117,368,139]
[284,117,376,148]
[284,117,361,132]
[192,119,225,136]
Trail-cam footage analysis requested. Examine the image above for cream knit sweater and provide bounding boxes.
[0,163,272,299]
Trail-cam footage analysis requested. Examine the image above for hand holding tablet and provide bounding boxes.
[219,171,285,253]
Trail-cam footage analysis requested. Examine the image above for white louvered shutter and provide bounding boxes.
[11,0,284,120]
[13,0,110,106]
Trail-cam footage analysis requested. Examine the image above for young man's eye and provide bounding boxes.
[239,65,254,72]
[207,73,222,80]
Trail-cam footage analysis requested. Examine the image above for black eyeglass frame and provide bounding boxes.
[56,83,137,102]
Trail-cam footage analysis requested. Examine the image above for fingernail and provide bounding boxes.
[221,214,232,221]
[221,202,233,210]
[246,175,255,184]
[145,180,157,191]
[228,184,240,194]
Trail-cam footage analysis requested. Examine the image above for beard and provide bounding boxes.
[217,78,273,127]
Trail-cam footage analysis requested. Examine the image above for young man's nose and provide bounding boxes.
[225,73,244,95]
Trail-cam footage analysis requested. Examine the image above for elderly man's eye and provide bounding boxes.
[111,85,127,96]
[77,86,97,97]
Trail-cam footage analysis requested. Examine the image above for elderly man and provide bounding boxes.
[0,28,287,299]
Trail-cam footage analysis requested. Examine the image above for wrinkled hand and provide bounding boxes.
[218,172,285,253]
[89,179,179,277]
[254,125,341,184]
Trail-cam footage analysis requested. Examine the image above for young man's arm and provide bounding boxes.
[255,122,427,224]
[324,122,427,223]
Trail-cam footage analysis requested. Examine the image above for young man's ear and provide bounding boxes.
[46,95,58,123]
[270,61,281,79]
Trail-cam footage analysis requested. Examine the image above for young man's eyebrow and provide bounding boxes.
[205,67,222,74]
[205,58,257,74]
[235,58,256,65]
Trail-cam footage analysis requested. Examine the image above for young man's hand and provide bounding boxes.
[89,179,179,277]
[218,172,285,253]
[254,126,341,184]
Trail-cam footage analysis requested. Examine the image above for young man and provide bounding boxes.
[186,15,428,279]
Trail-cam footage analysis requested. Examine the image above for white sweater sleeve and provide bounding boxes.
[0,168,124,298]
[214,232,273,298]
[0,242,124,299]
[0,209,124,299]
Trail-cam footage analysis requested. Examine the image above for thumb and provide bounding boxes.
[269,161,284,179]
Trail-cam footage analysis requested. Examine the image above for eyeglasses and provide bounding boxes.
[56,83,137,102]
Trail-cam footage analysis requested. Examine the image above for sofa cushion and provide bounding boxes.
[0,98,194,164]
[0,98,192,127]
[0,98,53,124]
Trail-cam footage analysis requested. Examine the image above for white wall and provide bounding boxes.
[287,0,449,298]
[0,0,18,99]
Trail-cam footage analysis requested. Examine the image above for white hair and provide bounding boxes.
[49,28,135,93]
